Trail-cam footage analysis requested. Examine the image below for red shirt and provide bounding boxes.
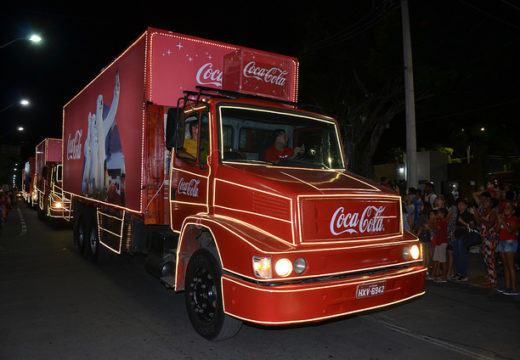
[432,219,447,246]
[499,215,518,241]
[264,146,294,162]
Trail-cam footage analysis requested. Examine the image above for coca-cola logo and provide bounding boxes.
[243,61,288,87]
[178,178,200,198]
[196,63,222,87]
[330,206,386,236]
[66,130,83,160]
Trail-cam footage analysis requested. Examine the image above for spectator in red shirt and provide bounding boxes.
[264,129,305,163]
[497,201,518,295]
[431,208,448,283]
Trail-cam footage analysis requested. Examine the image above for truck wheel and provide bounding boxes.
[87,222,110,263]
[185,249,242,340]
[74,219,87,255]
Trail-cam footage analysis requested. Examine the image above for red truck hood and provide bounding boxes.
[221,164,388,195]
[216,164,402,244]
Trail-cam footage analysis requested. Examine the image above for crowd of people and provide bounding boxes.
[386,178,520,296]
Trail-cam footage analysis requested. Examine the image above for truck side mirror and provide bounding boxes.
[166,107,180,151]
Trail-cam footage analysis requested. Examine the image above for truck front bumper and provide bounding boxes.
[221,265,426,325]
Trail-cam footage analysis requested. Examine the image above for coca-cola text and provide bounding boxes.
[243,61,288,86]
[330,206,386,236]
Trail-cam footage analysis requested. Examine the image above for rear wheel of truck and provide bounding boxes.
[74,217,87,255]
[185,249,242,341]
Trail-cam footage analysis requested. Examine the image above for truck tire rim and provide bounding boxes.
[78,226,85,248]
[89,231,97,255]
[188,267,217,322]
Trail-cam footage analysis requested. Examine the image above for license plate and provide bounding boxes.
[356,281,386,299]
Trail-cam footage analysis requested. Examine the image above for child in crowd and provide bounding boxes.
[497,201,518,295]
[431,208,448,283]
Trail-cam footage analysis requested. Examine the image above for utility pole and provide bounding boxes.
[401,0,418,189]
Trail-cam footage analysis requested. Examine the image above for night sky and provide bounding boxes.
[2,1,520,164]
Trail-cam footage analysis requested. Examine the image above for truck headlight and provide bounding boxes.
[403,244,421,260]
[410,244,420,260]
[253,256,272,279]
[53,201,63,209]
[275,258,293,277]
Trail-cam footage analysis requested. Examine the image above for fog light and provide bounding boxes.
[410,244,420,260]
[253,256,272,279]
[275,258,293,277]
[294,257,307,274]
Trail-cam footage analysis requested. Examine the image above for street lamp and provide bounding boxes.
[28,34,42,43]
[0,33,43,49]
[0,98,31,113]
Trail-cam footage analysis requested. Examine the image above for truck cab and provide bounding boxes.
[168,93,425,340]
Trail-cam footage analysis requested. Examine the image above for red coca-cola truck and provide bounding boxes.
[60,27,425,340]
[22,156,35,205]
[34,138,66,218]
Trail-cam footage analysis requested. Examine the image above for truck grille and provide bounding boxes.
[299,196,401,243]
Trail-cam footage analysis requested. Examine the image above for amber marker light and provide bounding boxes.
[253,256,272,279]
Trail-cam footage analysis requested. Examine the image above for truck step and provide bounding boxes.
[160,276,176,289]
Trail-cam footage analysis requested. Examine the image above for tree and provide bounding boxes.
[296,3,414,177]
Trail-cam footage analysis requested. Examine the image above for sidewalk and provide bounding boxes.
[428,246,520,298]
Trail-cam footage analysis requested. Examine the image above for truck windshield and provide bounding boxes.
[218,105,345,169]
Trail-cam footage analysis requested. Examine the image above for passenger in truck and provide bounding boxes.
[182,121,199,159]
[263,129,305,163]
[178,120,208,162]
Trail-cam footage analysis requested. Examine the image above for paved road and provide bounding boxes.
[1,202,518,359]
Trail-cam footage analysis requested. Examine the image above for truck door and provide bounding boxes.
[170,107,210,232]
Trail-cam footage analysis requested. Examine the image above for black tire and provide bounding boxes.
[86,219,110,263]
[185,249,242,340]
[75,217,88,256]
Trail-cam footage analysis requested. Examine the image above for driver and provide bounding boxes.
[264,129,305,163]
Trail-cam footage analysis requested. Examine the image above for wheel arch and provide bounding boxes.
[175,221,222,291]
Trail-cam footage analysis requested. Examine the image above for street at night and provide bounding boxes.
[2,2,520,359]
[1,202,518,360]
